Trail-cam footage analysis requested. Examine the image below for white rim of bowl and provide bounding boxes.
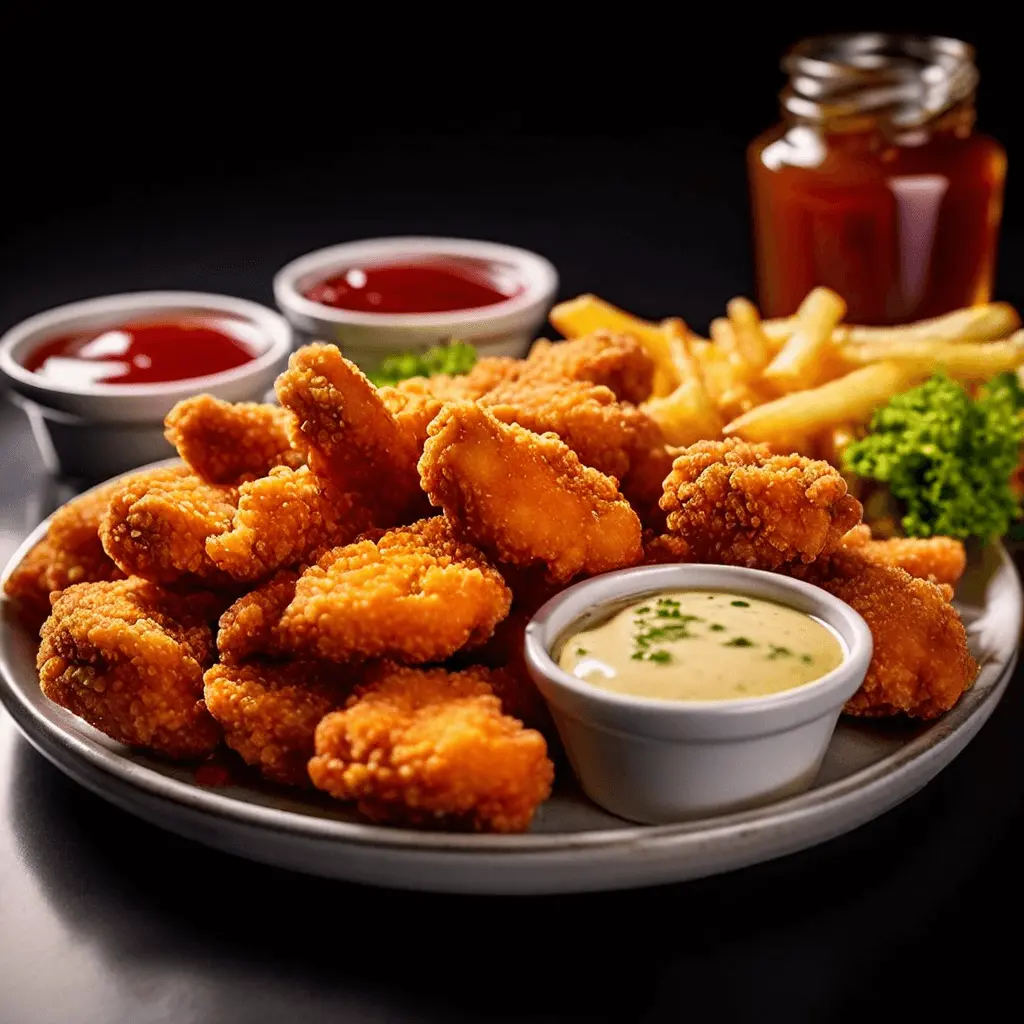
[0,291,293,399]
[273,236,559,328]
[524,564,873,719]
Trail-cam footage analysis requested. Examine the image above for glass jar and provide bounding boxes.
[748,34,1006,325]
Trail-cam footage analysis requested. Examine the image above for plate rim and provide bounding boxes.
[0,462,1020,860]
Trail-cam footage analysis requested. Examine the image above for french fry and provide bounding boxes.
[710,318,758,382]
[723,362,925,444]
[763,301,1021,347]
[763,287,847,391]
[837,333,1024,380]
[817,422,860,467]
[726,297,771,372]
[549,294,679,397]
[647,320,723,443]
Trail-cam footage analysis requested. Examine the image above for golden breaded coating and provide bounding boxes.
[3,540,56,628]
[308,663,554,832]
[378,386,445,448]
[807,558,977,719]
[203,661,354,785]
[482,379,637,482]
[217,570,299,665]
[642,532,695,565]
[205,466,374,582]
[38,579,222,758]
[218,517,511,665]
[419,403,643,582]
[521,332,655,403]
[457,607,555,735]
[4,482,124,629]
[100,466,238,583]
[275,344,423,522]
[839,525,967,587]
[660,438,863,570]
[396,357,526,404]
[164,395,304,485]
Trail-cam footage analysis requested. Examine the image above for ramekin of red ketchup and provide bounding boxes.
[273,237,559,374]
[0,292,292,479]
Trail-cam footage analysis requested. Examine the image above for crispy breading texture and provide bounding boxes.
[839,525,967,587]
[642,532,695,565]
[203,661,354,785]
[217,570,299,664]
[660,438,863,569]
[164,395,304,485]
[522,332,655,404]
[205,466,373,582]
[419,403,643,582]
[395,357,526,404]
[275,344,423,521]
[217,517,511,665]
[482,379,639,482]
[378,386,445,448]
[37,578,222,758]
[806,557,977,719]
[308,663,554,832]
[4,481,124,628]
[100,466,238,584]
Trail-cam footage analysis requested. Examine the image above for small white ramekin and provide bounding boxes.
[273,236,559,373]
[0,292,293,480]
[524,564,872,825]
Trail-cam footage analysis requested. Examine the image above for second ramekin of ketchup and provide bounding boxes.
[0,292,292,480]
[273,237,559,371]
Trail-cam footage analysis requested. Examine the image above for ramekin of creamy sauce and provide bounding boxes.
[524,564,873,825]
[558,590,845,702]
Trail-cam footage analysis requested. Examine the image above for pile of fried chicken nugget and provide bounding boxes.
[3,332,978,833]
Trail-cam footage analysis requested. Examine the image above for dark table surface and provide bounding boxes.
[3,128,1024,1022]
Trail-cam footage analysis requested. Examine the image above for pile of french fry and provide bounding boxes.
[549,290,1024,462]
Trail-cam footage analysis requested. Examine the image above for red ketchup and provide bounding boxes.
[23,318,258,386]
[304,258,520,314]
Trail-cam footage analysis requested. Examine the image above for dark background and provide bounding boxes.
[2,15,1022,1023]
[4,17,1024,337]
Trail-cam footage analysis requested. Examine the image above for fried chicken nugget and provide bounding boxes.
[217,570,299,664]
[308,662,554,832]
[275,344,423,522]
[205,466,374,582]
[218,517,511,665]
[38,578,222,758]
[164,395,304,485]
[660,438,863,570]
[395,356,525,403]
[642,531,695,565]
[482,379,640,483]
[100,466,238,584]
[4,482,124,629]
[806,557,977,719]
[378,386,445,448]
[839,525,967,587]
[419,403,643,583]
[522,332,655,404]
[203,661,355,785]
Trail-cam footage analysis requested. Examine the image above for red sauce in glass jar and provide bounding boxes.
[748,35,1006,326]
[23,318,259,387]
[303,258,520,314]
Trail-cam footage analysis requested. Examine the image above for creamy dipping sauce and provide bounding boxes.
[558,590,845,701]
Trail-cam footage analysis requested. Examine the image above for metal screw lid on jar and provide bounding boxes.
[781,34,979,128]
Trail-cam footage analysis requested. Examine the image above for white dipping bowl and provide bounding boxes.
[0,292,293,479]
[524,564,873,825]
[273,236,559,374]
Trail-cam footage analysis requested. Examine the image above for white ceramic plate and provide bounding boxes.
[0,476,1019,894]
